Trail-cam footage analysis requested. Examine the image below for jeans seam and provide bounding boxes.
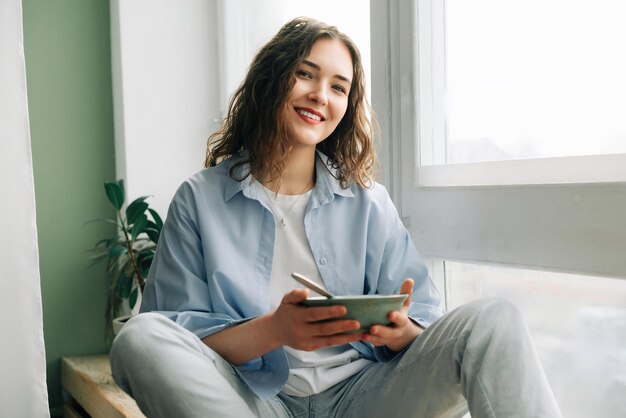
[476,376,497,418]
[466,344,497,418]
[271,397,295,418]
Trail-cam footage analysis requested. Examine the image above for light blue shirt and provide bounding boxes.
[141,151,443,400]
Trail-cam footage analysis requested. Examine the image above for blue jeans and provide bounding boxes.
[110,298,562,417]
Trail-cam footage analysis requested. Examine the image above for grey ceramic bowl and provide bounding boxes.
[301,294,408,333]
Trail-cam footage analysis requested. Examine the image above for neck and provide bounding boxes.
[264,147,316,195]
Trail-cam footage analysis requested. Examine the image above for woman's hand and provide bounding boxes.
[362,278,424,353]
[269,288,365,351]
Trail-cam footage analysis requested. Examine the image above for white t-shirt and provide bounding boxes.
[259,182,372,397]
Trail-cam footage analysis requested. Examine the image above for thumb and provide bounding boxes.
[401,278,414,309]
[282,288,310,305]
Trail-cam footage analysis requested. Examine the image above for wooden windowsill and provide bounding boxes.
[61,355,146,418]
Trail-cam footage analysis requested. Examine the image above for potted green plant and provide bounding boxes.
[91,179,163,340]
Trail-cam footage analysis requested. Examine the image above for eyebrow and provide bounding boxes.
[302,60,352,84]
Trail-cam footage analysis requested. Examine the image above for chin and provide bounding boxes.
[288,134,327,149]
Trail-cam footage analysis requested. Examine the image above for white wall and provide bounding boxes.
[0,0,49,416]
[110,0,222,216]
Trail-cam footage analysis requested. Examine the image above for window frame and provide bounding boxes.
[417,0,626,187]
[370,0,626,279]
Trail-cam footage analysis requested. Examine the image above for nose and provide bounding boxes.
[307,84,328,106]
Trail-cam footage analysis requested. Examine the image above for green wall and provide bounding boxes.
[22,0,116,415]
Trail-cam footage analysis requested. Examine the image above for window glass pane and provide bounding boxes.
[441,0,626,164]
[445,261,626,418]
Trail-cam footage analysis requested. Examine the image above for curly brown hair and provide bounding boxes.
[204,17,377,188]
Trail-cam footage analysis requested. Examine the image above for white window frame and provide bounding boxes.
[417,0,626,187]
[419,154,626,187]
[370,0,626,280]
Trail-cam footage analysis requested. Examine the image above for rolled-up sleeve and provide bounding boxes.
[139,181,290,399]
[140,187,244,340]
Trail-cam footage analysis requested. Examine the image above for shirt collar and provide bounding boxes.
[223,150,354,203]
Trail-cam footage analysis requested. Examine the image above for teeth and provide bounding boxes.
[298,109,322,121]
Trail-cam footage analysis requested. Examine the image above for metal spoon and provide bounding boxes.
[291,272,334,298]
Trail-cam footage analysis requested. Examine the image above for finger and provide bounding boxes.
[362,329,396,347]
[312,319,361,336]
[366,324,399,344]
[282,288,309,305]
[387,310,410,327]
[302,305,347,322]
[400,278,414,310]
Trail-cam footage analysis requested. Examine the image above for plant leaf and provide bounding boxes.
[148,208,163,230]
[107,237,122,248]
[131,214,148,241]
[145,227,160,243]
[137,250,154,272]
[104,182,124,211]
[126,201,149,225]
[117,179,125,199]
[108,243,127,258]
[129,287,139,309]
[94,237,115,248]
[130,195,150,204]
[118,259,134,283]
[117,272,133,298]
[83,218,120,228]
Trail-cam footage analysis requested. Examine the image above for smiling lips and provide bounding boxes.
[296,107,325,123]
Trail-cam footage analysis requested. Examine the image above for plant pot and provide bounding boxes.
[112,315,133,336]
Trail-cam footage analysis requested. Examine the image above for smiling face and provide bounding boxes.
[284,37,354,151]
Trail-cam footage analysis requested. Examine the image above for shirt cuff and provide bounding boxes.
[194,316,256,340]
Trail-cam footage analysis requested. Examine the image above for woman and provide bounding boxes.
[110,17,561,418]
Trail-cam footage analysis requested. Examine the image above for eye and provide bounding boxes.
[296,70,312,79]
[332,84,348,94]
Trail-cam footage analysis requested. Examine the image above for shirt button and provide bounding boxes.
[320,257,327,265]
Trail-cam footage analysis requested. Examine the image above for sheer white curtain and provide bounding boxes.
[0,0,49,416]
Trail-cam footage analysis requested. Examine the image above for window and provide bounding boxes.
[418,0,626,186]
[371,0,626,279]
[442,261,626,418]
[371,2,626,416]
